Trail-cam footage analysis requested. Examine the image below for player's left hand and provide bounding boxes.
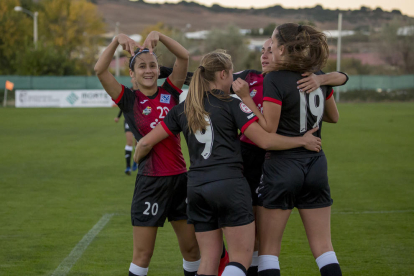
[297,72,321,93]
[232,78,250,99]
[141,31,160,54]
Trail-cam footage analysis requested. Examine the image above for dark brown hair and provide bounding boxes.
[185,50,232,134]
[268,23,329,73]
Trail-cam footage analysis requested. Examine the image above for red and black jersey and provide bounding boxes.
[233,70,264,145]
[161,91,258,186]
[263,70,334,158]
[113,78,187,177]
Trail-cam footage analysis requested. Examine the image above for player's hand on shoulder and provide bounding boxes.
[232,78,250,99]
[302,127,322,152]
[142,31,160,54]
[116,34,141,56]
[297,72,321,93]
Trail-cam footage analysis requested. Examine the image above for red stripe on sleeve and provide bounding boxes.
[161,121,174,137]
[263,97,282,106]
[113,85,125,104]
[326,89,334,100]
[167,77,183,94]
[241,116,259,133]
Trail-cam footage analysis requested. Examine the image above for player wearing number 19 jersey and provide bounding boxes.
[259,70,334,210]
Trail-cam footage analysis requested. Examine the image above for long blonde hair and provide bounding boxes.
[185,50,233,134]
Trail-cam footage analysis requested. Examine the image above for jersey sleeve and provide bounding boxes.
[230,98,259,133]
[161,105,182,136]
[162,78,183,101]
[159,66,193,86]
[326,86,334,100]
[112,85,135,113]
[263,72,283,106]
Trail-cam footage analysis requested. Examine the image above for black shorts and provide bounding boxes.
[187,178,254,232]
[241,142,266,206]
[124,120,131,133]
[131,173,187,227]
[258,154,333,210]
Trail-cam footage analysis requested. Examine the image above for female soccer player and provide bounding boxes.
[114,107,138,174]
[94,32,200,276]
[134,51,323,276]
[232,38,347,276]
[235,24,343,276]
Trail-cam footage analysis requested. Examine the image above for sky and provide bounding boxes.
[137,0,414,17]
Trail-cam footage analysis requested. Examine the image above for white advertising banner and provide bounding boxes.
[15,90,114,108]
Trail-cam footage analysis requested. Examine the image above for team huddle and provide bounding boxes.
[94,23,348,276]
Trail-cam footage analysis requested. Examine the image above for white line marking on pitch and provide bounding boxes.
[51,213,114,276]
[332,210,414,215]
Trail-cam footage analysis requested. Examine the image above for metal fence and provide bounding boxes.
[1,75,414,91]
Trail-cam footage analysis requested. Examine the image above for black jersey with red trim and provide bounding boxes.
[233,70,264,145]
[263,70,334,157]
[113,78,187,176]
[161,91,258,186]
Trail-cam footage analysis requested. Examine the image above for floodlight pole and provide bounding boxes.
[336,13,342,102]
[115,22,120,77]
[14,6,38,50]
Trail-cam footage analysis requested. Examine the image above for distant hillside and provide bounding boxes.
[94,0,412,34]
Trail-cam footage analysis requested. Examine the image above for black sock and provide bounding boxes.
[258,269,280,276]
[221,242,226,259]
[184,269,196,276]
[320,263,342,276]
[247,266,258,276]
[125,149,132,168]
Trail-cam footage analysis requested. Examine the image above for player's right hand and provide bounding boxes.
[114,117,119,123]
[116,34,141,56]
[303,127,322,152]
[232,78,250,99]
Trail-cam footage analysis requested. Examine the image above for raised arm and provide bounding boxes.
[94,34,140,99]
[297,72,348,93]
[133,123,169,163]
[142,31,189,89]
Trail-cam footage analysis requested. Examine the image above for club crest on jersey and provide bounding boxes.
[239,102,252,113]
[250,89,257,97]
[142,106,152,115]
[160,94,171,104]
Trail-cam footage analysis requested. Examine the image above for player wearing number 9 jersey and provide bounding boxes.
[95,32,201,276]
[238,24,343,276]
[134,51,323,276]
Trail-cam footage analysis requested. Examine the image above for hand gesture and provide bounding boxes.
[303,127,322,152]
[142,31,160,54]
[116,34,140,56]
[232,78,251,99]
[297,72,321,93]
[114,117,120,123]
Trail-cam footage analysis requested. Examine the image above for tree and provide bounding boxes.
[0,0,105,75]
[378,19,414,74]
[205,25,249,71]
[0,0,32,74]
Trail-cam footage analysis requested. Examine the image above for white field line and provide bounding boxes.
[51,213,114,276]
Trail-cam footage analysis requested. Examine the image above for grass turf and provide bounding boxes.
[0,103,413,275]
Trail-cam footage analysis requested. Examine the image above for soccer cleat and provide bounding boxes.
[132,161,138,171]
[125,167,131,175]
[218,250,229,276]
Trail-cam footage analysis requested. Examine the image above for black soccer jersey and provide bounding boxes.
[161,91,258,186]
[263,70,334,157]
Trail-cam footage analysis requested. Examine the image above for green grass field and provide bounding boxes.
[1,103,413,276]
